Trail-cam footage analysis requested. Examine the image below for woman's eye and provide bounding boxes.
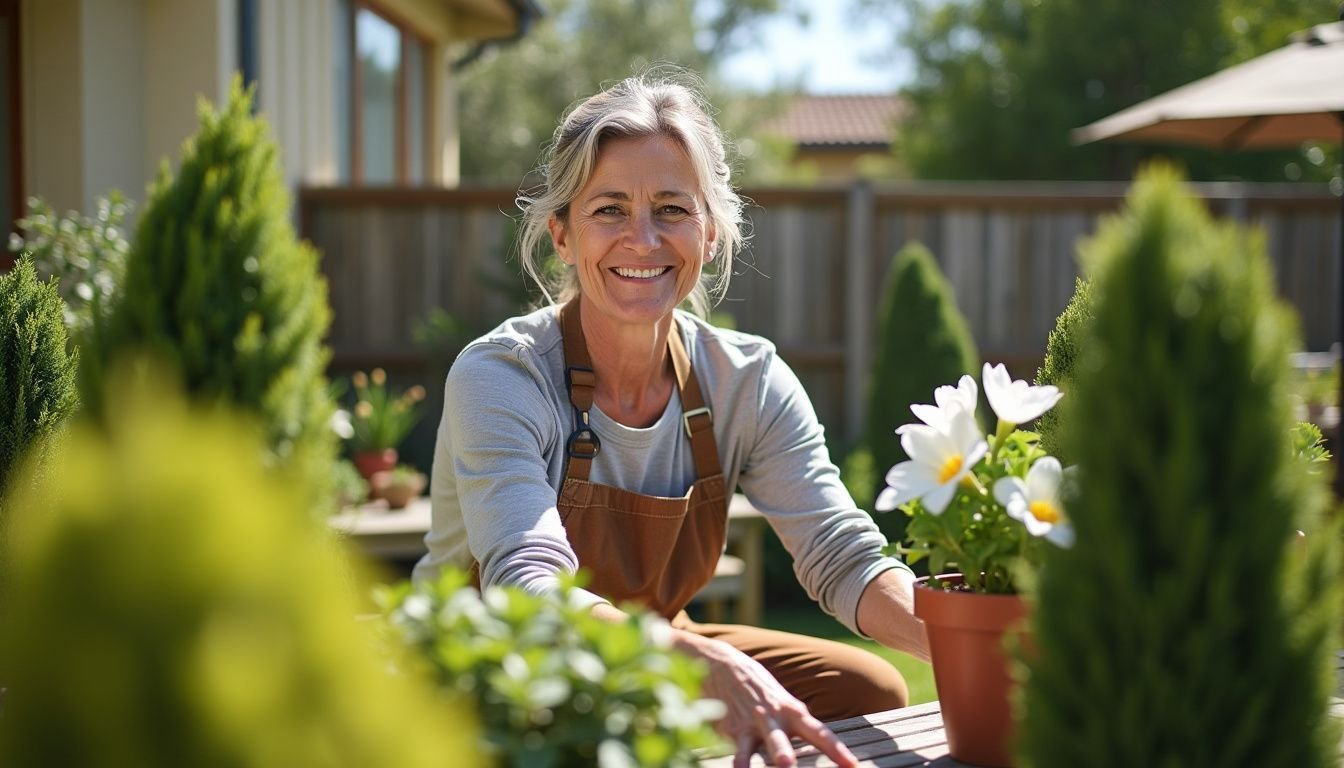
[659,205,689,216]
[593,205,622,216]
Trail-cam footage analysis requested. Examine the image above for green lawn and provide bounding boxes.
[759,603,937,706]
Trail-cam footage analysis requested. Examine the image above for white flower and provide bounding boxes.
[898,374,978,435]
[329,408,354,440]
[982,362,1063,426]
[992,456,1075,547]
[876,405,988,515]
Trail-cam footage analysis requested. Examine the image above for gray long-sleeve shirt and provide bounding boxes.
[411,305,909,635]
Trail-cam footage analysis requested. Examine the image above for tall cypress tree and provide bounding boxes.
[1018,166,1340,766]
[0,256,78,499]
[865,242,979,539]
[84,79,336,511]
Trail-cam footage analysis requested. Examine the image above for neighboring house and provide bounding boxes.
[762,93,907,181]
[3,0,539,241]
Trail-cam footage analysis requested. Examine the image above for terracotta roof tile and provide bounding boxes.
[763,94,907,147]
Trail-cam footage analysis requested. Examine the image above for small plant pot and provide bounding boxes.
[914,574,1029,767]
[370,470,426,510]
[352,449,398,486]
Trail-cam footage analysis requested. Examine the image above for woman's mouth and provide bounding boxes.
[612,266,671,280]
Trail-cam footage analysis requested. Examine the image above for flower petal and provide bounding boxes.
[994,476,1027,507]
[1026,456,1063,501]
[1046,522,1076,548]
[922,481,957,515]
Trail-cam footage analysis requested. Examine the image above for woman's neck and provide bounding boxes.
[578,301,677,429]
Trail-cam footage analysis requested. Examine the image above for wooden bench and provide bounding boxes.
[330,493,768,626]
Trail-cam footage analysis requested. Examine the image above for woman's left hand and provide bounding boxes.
[672,630,859,768]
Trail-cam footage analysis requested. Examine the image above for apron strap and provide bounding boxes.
[666,319,722,481]
[560,299,599,482]
[558,299,722,484]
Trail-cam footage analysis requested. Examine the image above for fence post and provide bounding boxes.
[845,182,874,444]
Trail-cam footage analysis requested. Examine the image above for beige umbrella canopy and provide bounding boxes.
[1073,21,1344,150]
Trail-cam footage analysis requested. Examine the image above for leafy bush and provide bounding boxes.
[865,241,979,542]
[0,379,480,767]
[9,192,130,340]
[0,256,78,500]
[1033,277,1094,462]
[380,569,725,767]
[1018,166,1341,766]
[83,79,337,512]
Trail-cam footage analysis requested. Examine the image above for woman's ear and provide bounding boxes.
[548,214,572,265]
[703,223,718,264]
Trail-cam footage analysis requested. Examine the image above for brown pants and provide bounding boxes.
[672,613,910,722]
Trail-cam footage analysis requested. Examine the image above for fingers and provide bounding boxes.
[788,712,859,768]
[756,712,796,768]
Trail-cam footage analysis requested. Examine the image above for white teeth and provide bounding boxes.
[614,267,668,279]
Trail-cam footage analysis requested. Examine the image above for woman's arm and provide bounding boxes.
[855,567,931,662]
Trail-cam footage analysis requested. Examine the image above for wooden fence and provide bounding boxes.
[300,181,1341,446]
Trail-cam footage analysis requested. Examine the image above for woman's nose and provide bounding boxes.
[623,212,660,253]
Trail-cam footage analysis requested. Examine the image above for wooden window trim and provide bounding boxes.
[351,0,432,186]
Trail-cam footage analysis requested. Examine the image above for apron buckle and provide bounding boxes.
[682,406,713,438]
[566,427,602,459]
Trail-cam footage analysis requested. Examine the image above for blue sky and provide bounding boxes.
[717,2,909,94]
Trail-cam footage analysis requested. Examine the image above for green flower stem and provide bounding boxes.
[988,418,1015,464]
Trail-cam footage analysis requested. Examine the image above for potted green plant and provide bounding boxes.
[370,464,427,510]
[876,363,1072,767]
[347,368,425,483]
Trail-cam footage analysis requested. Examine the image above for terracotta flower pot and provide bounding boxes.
[914,574,1029,767]
[352,449,398,485]
[370,470,426,510]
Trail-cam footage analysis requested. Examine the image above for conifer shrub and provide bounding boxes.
[83,79,337,511]
[1018,166,1340,767]
[1033,277,1094,462]
[0,256,78,499]
[865,241,978,540]
[0,378,480,767]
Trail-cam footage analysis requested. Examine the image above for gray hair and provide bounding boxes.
[515,72,746,317]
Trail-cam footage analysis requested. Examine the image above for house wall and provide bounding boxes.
[22,0,84,213]
[256,0,338,190]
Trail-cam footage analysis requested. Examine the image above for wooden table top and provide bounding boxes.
[698,652,1344,767]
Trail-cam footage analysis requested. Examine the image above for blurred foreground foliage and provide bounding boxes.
[0,377,480,767]
[380,569,725,767]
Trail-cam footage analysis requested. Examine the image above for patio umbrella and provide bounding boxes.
[1073,18,1344,454]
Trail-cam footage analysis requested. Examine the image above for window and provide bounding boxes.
[337,2,431,184]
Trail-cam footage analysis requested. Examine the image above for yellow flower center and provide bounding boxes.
[1029,500,1061,524]
[937,455,964,484]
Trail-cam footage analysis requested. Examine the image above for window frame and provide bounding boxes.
[347,0,432,185]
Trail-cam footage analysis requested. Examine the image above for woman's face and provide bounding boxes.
[548,134,716,329]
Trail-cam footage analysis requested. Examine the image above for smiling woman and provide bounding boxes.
[411,70,932,768]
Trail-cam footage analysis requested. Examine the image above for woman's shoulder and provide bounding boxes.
[458,305,564,360]
[676,310,778,369]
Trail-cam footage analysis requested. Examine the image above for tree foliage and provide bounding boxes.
[858,0,1340,181]
[456,0,802,183]
[82,80,338,512]
[0,256,78,500]
[1018,165,1340,766]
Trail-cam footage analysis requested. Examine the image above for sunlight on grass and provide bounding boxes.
[760,605,937,705]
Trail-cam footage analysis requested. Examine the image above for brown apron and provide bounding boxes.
[555,299,728,619]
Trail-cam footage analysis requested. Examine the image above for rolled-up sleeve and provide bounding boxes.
[736,351,911,636]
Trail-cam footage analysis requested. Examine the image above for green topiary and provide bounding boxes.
[0,377,481,767]
[83,78,336,512]
[379,569,724,767]
[865,241,979,541]
[0,256,78,500]
[1033,277,1094,462]
[1018,165,1341,766]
